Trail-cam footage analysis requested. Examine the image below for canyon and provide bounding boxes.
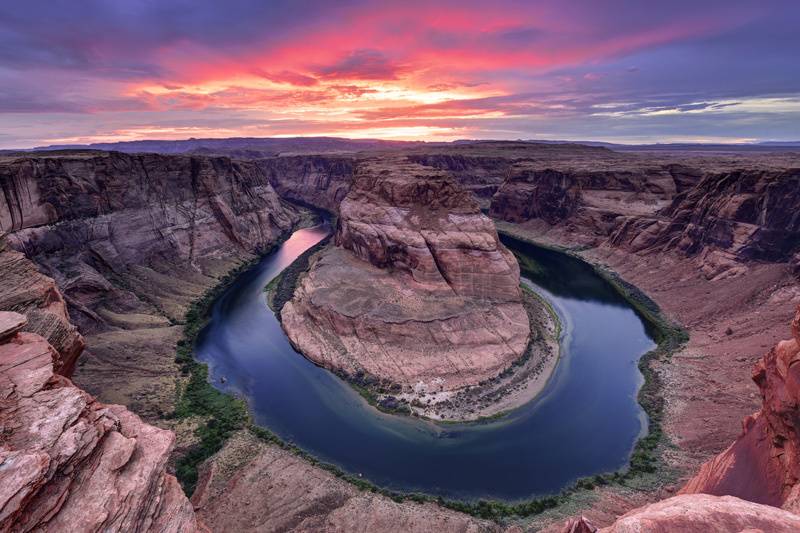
[0,141,799,532]
[0,151,301,419]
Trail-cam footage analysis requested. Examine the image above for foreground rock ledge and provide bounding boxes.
[0,311,198,532]
[192,430,497,533]
[561,494,800,533]
[282,157,531,398]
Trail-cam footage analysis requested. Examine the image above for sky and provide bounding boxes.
[1,0,799,148]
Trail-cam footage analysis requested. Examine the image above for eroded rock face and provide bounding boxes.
[0,244,83,375]
[282,158,529,394]
[192,431,497,533]
[1,151,299,418]
[680,305,800,510]
[0,311,198,532]
[489,163,683,245]
[489,168,579,225]
[256,155,355,212]
[490,162,800,277]
[612,170,800,278]
[2,152,298,328]
[405,154,511,209]
[592,494,800,532]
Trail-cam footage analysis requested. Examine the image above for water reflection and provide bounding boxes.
[195,224,656,500]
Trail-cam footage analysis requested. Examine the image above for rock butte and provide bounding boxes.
[282,157,531,396]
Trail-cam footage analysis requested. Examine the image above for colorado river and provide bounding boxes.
[195,223,656,501]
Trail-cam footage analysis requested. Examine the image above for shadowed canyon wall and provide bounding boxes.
[0,151,300,417]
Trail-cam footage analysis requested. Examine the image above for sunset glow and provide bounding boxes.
[1,1,798,148]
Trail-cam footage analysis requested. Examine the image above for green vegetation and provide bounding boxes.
[171,243,287,495]
[171,210,330,495]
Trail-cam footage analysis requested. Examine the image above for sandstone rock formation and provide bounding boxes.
[0,310,198,532]
[405,153,511,209]
[485,156,800,278]
[611,169,800,277]
[282,157,530,396]
[0,243,83,375]
[565,494,800,532]
[256,155,355,212]
[489,162,687,242]
[192,430,497,533]
[488,168,579,225]
[0,151,300,418]
[680,305,800,510]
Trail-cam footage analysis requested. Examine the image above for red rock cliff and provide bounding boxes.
[680,304,800,510]
[0,311,199,532]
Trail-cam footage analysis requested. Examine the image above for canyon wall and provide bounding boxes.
[256,155,355,213]
[610,170,800,277]
[282,157,530,396]
[488,163,692,241]
[405,153,511,209]
[0,151,300,417]
[487,160,800,278]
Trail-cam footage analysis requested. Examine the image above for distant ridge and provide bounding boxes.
[25,136,800,157]
[32,136,425,156]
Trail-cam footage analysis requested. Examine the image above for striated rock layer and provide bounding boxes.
[610,169,800,278]
[0,243,83,375]
[0,150,300,418]
[489,160,800,279]
[561,494,800,533]
[256,155,355,213]
[192,430,497,533]
[680,305,800,510]
[0,311,198,532]
[283,158,530,394]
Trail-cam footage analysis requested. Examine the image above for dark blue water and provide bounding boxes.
[195,224,655,501]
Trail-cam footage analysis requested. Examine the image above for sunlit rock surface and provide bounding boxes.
[283,157,530,393]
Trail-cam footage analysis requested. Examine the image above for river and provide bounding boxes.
[195,223,655,501]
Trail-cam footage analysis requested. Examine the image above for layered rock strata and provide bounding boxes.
[282,158,530,396]
[192,431,497,533]
[489,162,691,239]
[0,311,198,532]
[0,151,299,417]
[256,155,355,212]
[489,161,800,278]
[610,169,800,277]
[0,243,83,375]
[561,494,800,532]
